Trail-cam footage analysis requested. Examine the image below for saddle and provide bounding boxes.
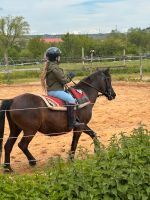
[40,88,90,111]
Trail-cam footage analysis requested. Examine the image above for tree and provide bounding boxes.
[127,28,150,53]
[27,37,47,58]
[61,33,97,58]
[0,15,29,65]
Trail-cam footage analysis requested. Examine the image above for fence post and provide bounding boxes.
[140,54,143,81]
[5,66,11,84]
[90,50,94,74]
[123,49,126,66]
[82,47,84,66]
[90,50,94,65]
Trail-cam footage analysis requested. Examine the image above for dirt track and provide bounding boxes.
[0,81,150,173]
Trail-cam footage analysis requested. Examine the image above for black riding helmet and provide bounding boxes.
[46,47,61,61]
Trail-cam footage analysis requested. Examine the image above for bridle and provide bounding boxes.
[79,73,112,98]
[79,80,103,97]
[71,74,111,98]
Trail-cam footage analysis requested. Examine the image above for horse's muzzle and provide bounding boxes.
[106,90,116,100]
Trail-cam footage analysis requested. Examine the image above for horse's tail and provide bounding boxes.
[0,99,13,162]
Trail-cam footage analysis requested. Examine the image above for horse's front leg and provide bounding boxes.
[69,129,82,160]
[83,125,100,153]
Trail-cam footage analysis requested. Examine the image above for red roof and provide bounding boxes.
[41,38,63,43]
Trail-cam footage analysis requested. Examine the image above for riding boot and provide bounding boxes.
[67,104,84,129]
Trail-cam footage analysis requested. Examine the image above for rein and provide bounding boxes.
[71,80,103,97]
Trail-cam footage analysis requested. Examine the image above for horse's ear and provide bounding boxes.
[104,68,110,74]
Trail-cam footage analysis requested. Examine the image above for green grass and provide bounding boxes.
[0,126,149,199]
[112,73,150,82]
[0,64,43,70]
[0,59,150,84]
[0,70,41,84]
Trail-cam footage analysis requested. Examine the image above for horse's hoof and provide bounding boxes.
[68,154,74,162]
[29,160,37,166]
[3,167,14,173]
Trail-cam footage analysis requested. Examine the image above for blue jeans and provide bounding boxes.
[47,90,76,104]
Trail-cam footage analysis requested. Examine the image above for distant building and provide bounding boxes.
[41,38,63,43]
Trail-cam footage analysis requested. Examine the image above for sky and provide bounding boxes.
[0,0,150,35]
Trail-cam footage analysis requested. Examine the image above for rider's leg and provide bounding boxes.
[48,90,76,104]
[47,91,84,129]
[67,103,84,129]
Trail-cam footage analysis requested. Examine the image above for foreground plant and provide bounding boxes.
[0,126,149,199]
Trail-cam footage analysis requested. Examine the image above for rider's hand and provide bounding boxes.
[67,71,76,79]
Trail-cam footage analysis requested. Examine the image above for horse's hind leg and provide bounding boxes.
[18,130,37,166]
[4,126,21,172]
[69,129,82,160]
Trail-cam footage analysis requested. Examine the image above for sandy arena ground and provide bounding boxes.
[0,81,150,173]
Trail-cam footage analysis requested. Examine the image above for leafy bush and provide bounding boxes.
[0,126,149,199]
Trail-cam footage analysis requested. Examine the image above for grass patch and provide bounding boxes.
[0,59,150,84]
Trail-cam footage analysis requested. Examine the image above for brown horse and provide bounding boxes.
[0,69,116,172]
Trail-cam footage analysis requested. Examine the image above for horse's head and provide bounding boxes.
[97,68,116,100]
[77,68,116,101]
